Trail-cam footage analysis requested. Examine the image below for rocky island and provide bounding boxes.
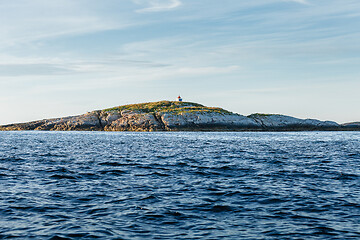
[0,101,358,131]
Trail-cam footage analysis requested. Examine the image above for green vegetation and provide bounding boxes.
[103,101,233,115]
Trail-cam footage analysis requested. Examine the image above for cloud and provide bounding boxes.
[174,65,241,75]
[0,54,174,79]
[286,0,310,5]
[0,1,135,47]
[134,0,182,13]
[0,64,73,76]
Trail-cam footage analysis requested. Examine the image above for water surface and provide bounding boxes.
[0,131,359,239]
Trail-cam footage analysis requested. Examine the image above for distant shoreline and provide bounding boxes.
[1,101,359,132]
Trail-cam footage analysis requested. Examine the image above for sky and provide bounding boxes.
[0,0,359,124]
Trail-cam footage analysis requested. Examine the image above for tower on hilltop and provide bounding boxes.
[177,95,183,102]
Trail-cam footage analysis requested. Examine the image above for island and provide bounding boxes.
[0,101,358,131]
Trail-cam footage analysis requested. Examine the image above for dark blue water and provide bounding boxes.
[0,131,359,239]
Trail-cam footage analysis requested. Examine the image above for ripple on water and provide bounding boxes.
[0,131,359,239]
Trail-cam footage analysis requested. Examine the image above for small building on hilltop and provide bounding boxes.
[177,95,183,102]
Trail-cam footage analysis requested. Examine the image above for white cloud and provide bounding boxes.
[0,0,134,47]
[0,64,73,77]
[134,0,182,13]
[285,0,310,5]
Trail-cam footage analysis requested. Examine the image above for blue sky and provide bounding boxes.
[1,0,359,124]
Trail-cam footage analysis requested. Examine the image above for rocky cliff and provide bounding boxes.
[0,101,356,131]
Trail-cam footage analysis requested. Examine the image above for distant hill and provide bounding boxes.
[0,101,358,131]
[341,122,360,130]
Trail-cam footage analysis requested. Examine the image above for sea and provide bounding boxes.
[0,131,359,240]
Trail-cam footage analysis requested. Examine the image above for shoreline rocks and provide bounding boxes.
[0,101,358,132]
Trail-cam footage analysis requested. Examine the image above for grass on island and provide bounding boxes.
[103,101,234,115]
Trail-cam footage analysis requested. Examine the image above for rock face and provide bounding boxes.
[158,112,260,131]
[103,111,161,131]
[0,101,356,131]
[0,112,103,131]
[248,114,340,131]
[341,122,360,131]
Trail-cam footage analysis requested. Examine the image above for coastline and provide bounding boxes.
[1,101,359,132]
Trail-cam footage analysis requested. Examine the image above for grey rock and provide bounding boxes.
[0,101,356,132]
[249,114,340,130]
